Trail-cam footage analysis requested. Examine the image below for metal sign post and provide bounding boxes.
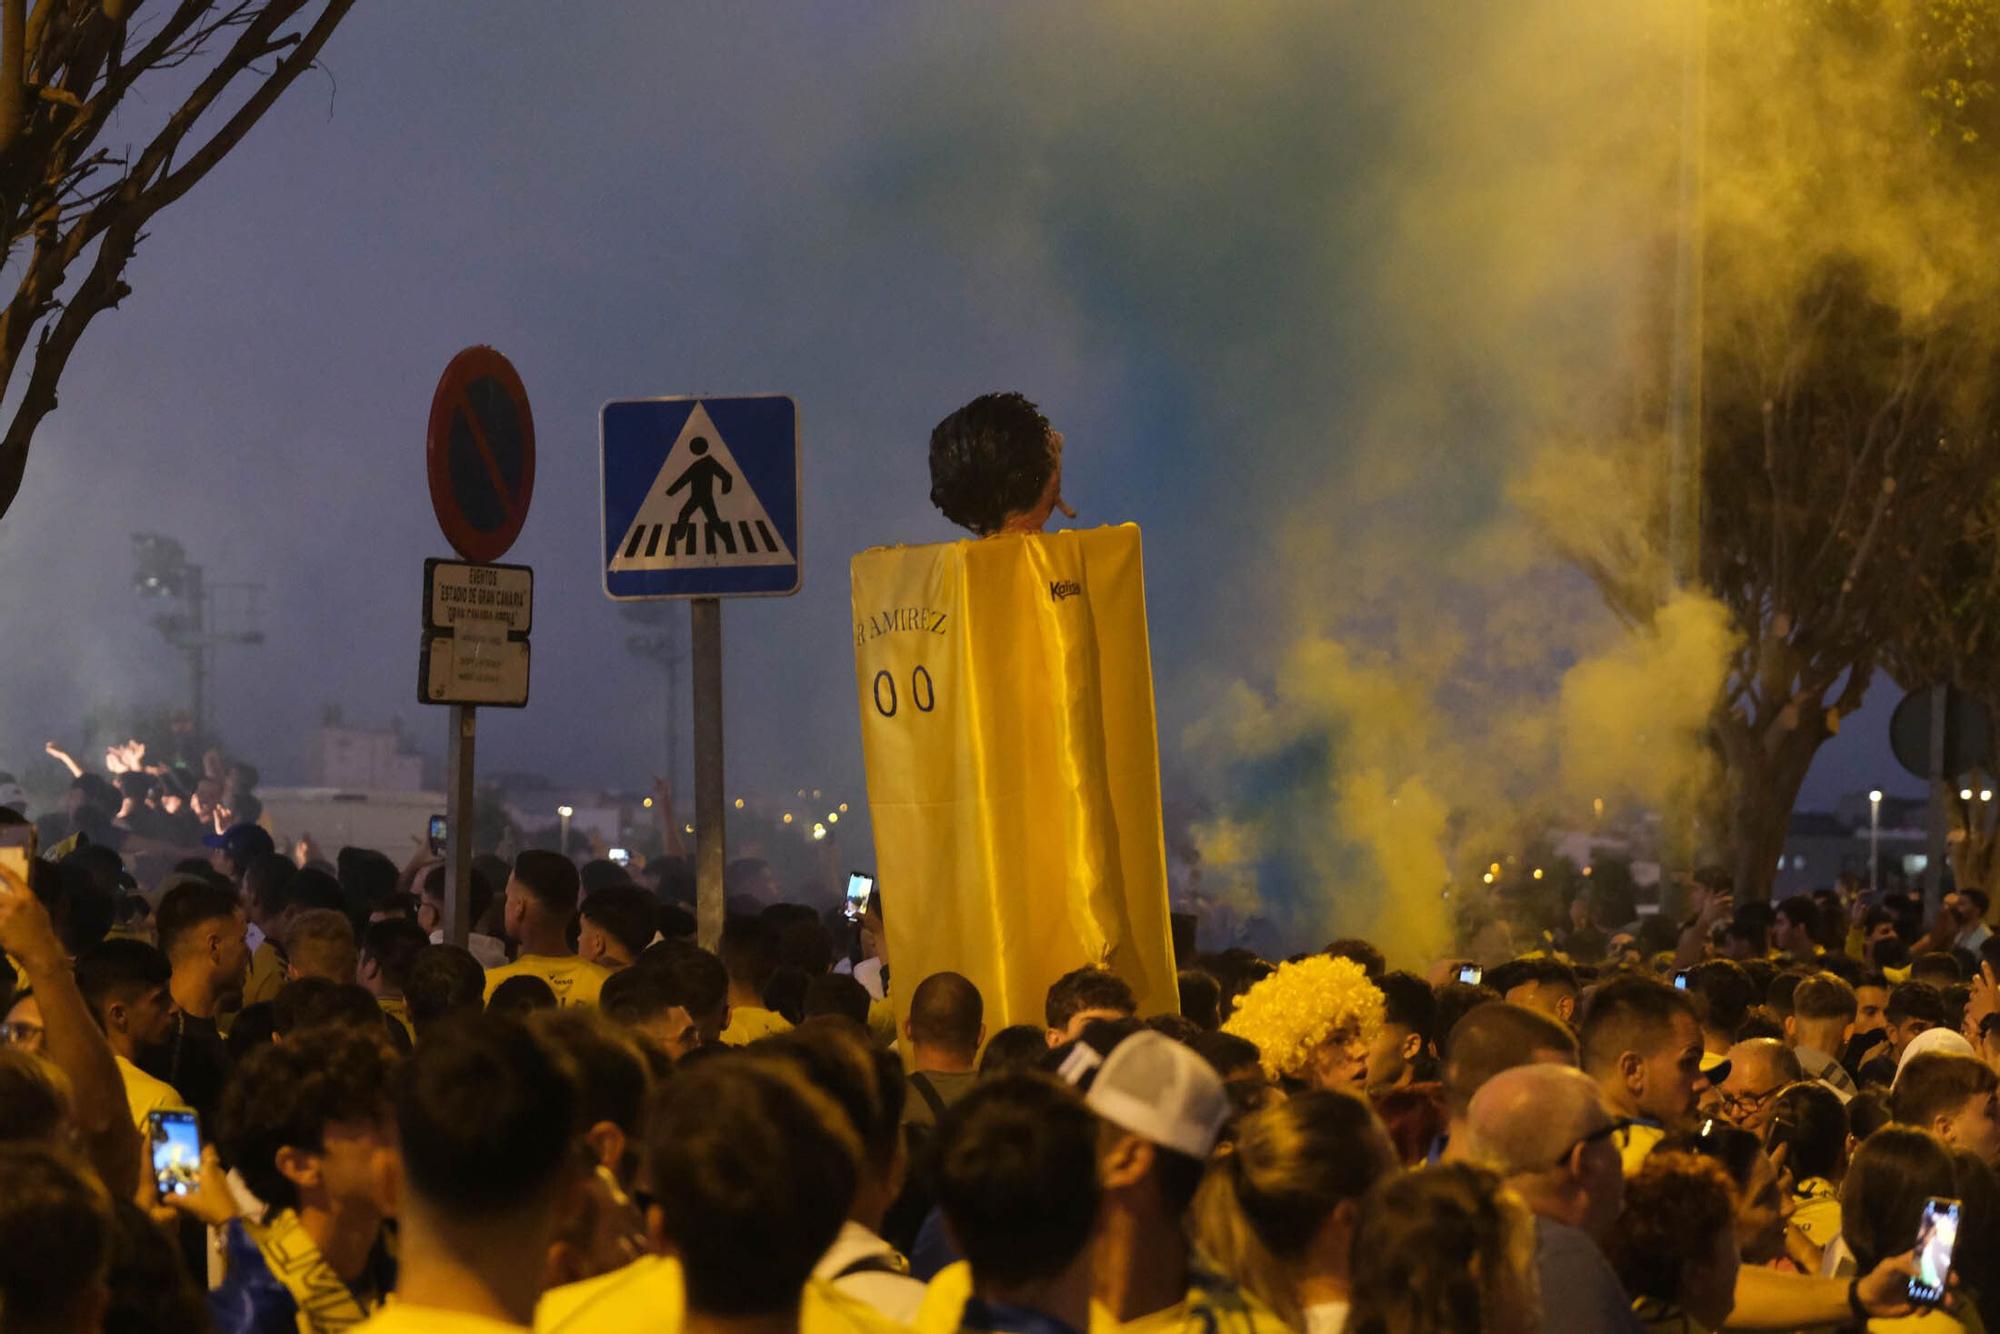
[424,347,537,947]
[691,598,726,950]
[600,395,801,953]
[445,706,476,946]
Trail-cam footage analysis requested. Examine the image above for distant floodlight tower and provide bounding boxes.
[131,533,263,740]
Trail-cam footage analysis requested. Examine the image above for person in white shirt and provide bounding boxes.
[418,865,509,970]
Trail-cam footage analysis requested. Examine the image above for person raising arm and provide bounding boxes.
[0,855,139,1195]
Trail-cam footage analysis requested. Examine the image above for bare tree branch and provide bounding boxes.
[0,0,355,518]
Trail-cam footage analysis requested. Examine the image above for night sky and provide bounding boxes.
[0,5,1921,852]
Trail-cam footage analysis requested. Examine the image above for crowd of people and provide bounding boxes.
[6,747,2000,1333]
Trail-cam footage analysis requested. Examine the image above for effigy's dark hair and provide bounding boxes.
[928,392,1054,535]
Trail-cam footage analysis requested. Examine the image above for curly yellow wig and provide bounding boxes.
[1223,955,1386,1081]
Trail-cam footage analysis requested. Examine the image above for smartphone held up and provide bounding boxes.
[1910,1196,1960,1306]
[149,1109,200,1199]
[843,872,875,923]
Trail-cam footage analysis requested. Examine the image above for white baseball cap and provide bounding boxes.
[1896,1026,1977,1083]
[1083,1031,1230,1161]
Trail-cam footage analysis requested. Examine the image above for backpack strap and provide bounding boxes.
[909,1071,949,1122]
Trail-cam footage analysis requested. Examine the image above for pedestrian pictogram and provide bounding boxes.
[601,396,800,599]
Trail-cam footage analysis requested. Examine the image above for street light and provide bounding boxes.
[1869,790,1883,898]
[557,805,573,853]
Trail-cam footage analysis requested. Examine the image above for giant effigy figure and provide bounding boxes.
[851,392,1178,1042]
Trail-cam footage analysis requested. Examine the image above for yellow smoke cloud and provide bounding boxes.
[1558,592,1738,817]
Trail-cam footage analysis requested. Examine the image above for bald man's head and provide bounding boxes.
[1461,1063,1624,1236]
[1463,1064,1609,1175]
[907,970,984,1060]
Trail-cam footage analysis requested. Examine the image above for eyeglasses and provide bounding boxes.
[0,1021,44,1046]
[1719,1085,1784,1117]
[1555,1117,1633,1167]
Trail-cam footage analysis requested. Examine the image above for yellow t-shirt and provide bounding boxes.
[118,1054,189,1130]
[535,1254,905,1333]
[483,955,611,1008]
[916,1260,1287,1334]
[720,1005,794,1046]
[352,1302,529,1333]
[1618,1121,1666,1176]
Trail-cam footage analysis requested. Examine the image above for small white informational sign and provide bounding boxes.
[428,561,533,635]
[419,559,532,708]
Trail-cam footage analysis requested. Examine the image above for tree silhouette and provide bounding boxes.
[0,0,357,520]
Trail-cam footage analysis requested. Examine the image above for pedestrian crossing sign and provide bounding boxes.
[600,395,800,600]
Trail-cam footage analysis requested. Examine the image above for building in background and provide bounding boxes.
[306,716,425,791]
[1775,793,1930,897]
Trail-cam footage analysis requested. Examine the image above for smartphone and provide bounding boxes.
[0,821,34,886]
[427,813,446,857]
[1455,963,1483,985]
[608,847,630,867]
[844,872,876,923]
[1673,969,1691,990]
[1910,1196,1960,1305]
[148,1109,201,1199]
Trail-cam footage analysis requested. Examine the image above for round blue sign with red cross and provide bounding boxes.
[427,346,535,563]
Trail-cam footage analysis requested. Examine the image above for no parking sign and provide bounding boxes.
[427,346,535,564]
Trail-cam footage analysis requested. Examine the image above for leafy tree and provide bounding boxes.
[1553,0,2000,900]
[1699,0,2000,899]
[0,1,357,519]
